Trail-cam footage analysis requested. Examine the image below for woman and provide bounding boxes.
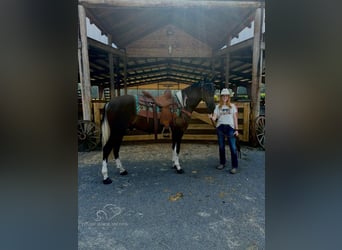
[209,88,239,174]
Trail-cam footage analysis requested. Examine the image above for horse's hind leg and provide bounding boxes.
[102,137,113,184]
[113,131,128,175]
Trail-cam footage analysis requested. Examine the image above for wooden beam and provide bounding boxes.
[80,0,264,9]
[214,37,253,57]
[124,76,196,86]
[85,8,111,37]
[79,5,92,121]
[88,37,125,57]
[228,9,255,45]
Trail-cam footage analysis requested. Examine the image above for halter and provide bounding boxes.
[199,81,215,101]
[175,81,214,120]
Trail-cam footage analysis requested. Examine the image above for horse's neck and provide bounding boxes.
[180,89,200,112]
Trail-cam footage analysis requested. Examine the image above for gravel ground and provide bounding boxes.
[78,143,265,250]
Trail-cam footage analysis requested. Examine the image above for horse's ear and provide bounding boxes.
[202,75,210,82]
[206,73,216,82]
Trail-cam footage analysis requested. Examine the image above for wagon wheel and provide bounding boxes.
[78,120,101,151]
[255,116,265,149]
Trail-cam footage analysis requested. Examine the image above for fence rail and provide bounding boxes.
[91,100,250,142]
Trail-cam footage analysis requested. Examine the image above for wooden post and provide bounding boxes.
[108,35,115,99]
[123,53,128,95]
[220,57,225,89]
[225,52,230,88]
[77,38,84,98]
[211,57,215,81]
[92,101,106,127]
[78,5,92,121]
[115,57,121,96]
[98,85,104,100]
[225,36,232,88]
[250,7,263,146]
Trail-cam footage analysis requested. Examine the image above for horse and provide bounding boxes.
[100,80,216,184]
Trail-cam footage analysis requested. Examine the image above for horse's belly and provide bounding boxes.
[131,116,162,133]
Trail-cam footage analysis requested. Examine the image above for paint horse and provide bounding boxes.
[101,80,216,184]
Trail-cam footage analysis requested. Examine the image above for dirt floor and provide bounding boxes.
[78,143,265,250]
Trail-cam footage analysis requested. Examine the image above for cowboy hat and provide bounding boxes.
[220,88,234,97]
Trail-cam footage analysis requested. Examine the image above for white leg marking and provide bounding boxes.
[172,146,177,162]
[102,160,108,180]
[115,158,126,173]
[172,146,181,170]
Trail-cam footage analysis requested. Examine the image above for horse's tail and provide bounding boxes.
[101,103,110,148]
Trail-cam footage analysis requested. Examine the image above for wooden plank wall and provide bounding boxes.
[92,100,106,127]
[183,102,250,142]
[91,100,250,142]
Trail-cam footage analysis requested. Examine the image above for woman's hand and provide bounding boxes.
[234,130,239,136]
[208,113,216,121]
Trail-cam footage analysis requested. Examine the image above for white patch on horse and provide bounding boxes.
[183,95,188,107]
[175,91,183,107]
[101,160,108,180]
[172,146,181,170]
[115,158,126,173]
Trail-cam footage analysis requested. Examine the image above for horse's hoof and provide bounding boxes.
[103,177,112,184]
[176,169,184,174]
[172,165,177,169]
[120,170,128,175]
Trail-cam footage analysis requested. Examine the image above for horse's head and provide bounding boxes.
[200,82,216,113]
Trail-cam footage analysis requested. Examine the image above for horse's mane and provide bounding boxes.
[183,80,215,95]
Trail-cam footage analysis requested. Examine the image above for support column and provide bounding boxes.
[108,35,115,99]
[219,57,225,89]
[211,57,215,81]
[225,36,232,88]
[115,57,121,96]
[78,5,92,121]
[123,52,127,95]
[250,7,264,145]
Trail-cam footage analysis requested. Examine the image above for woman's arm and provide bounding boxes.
[208,113,217,121]
[208,105,218,121]
[233,105,239,135]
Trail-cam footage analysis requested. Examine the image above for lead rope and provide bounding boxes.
[202,82,216,129]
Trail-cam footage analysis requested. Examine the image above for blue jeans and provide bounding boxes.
[216,124,238,168]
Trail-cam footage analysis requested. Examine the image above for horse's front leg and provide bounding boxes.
[172,132,184,174]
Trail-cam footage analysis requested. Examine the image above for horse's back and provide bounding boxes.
[105,95,136,129]
[107,94,135,107]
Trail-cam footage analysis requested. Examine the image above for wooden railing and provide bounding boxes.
[91,100,250,142]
